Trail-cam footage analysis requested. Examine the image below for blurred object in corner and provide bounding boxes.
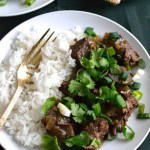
[105,0,121,5]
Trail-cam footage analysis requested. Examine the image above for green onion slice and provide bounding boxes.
[109,32,120,41]
[138,59,146,69]
[137,113,150,119]
[122,126,135,141]
[131,82,141,90]
[138,103,145,114]
[132,90,143,101]
[121,71,129,81]
[90,138,101,148]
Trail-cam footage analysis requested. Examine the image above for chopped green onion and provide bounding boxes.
[138,59,146,69]
[106,133,117,141]
[109,32,120,41]
[132,90,143,100]
[138,103,145,114]
[103,76,112,84]
[25,0,35,6]
[122,126,135,141]
[99,57,109,68]
[107,47,116,56]
[92,103,101,116]
[84,27,96,37]
[131,82,141,90]
[124,62,131,70]
[121,71,129,81]
[0,0,7,6]
[114,94,126,108]
[90,138,101,148]
[137,113,150,119]
[110,64,121,74]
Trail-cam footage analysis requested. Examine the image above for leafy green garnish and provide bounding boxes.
[109,32,120,41]
[84,27,96,37]
[138,59,146,69]
[41,97,57,115]
[92,103,101,117]
[64,131,90,148]
[41,135,61,150]
[61,97,74,108]
[71,103,86,123]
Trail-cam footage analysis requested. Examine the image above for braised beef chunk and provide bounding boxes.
[113,92,138,132]
[71,37,100,62]
[103,35,139,66]
[59,81,71,96]
[116,38,139,66]
[84,118,109,143]
[42,106,75,143]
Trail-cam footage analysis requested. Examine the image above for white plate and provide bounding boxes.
[0,11,150,150]
[0,0,54,17]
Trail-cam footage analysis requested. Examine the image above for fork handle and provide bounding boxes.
[0,86,24,130]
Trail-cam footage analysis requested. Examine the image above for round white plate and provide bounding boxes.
[0,11,149,150]
[0,0,54,17]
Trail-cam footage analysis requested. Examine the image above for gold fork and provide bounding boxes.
[0,28,56,129]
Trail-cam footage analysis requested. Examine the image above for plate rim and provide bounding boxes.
[0,10,149,150]
[0,0,55,17]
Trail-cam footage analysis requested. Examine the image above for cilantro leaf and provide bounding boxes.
[80,57,94,68]
[84,27,96,37]
[41,135,61,150]
[87,110,96,120]
[65,131,90,148]
[71,103,86,123]
[41,97,57,115]
[77,70,95,89]
[68,80,83,96]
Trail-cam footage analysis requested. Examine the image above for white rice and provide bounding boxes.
[0,26,84,149]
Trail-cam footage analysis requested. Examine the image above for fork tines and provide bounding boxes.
[23,28,56,68]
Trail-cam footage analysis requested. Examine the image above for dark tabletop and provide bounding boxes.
[0,0,150,150]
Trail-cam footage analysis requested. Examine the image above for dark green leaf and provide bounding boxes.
[62,97,74,108]
[84,27,96,37]
[107,47,116,56]
[109,32,120,41]
[80,57,94,68]
[65,131,90,148]
[41,135,61,150]
[41,97,57,115]
[92,103,101,116]
[71,103,86,123]
[114,94,126,108]
[138,59,146,69]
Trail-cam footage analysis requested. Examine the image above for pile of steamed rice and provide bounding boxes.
[0,26,84,149]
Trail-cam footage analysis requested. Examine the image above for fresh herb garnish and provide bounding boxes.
[41,97,57,115]
[84,27,96,37]
[41,135,61,150]
[64,131,90,148]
